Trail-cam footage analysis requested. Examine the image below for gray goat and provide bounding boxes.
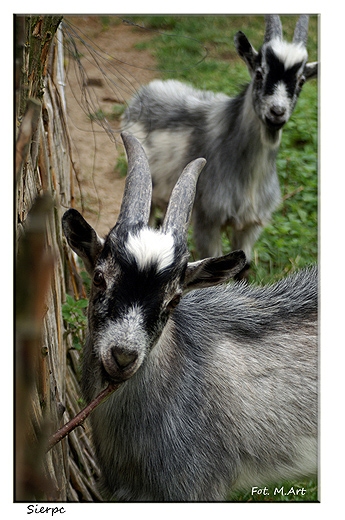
[122,15,318,279]
[62,132,317,501]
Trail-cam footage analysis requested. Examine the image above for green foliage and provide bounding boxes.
[62,294,88,351]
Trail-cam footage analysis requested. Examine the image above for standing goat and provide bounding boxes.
[62,133,317,502]
[122,15,318,279]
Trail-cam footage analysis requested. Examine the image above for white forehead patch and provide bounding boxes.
[126,228,175,272]
[270,39,308,69]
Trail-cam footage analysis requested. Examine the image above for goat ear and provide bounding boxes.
[304,61,318,80]
[62,209,104,275]
[183,250,247,291]
[234,31,258,74]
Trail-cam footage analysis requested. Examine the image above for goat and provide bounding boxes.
[62,132,318,502]
[122,15,318,279]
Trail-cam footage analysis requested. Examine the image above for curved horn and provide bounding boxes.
[264,15,283,42]
[161,158,206,235]
[116,132,152,229]
[293,15,309,46]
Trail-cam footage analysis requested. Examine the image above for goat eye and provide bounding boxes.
[167,294,181,311]
[93,271,105,288]
[298,75,306,87]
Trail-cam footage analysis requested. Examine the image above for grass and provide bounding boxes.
[119,14,319,502]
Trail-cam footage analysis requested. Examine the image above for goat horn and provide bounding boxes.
[115,132,152,230]
[264,15,283,42]
[161,158,206,236]
[293,15,309,46]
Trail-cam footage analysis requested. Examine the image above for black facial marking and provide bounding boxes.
[263,47,304,98]
[91,232,187,340]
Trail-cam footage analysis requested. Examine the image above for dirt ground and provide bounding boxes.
[63,15,158,237]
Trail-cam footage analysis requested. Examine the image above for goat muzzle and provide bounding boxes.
[102,347,139,382]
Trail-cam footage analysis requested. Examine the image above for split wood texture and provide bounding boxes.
[16,16,102,501]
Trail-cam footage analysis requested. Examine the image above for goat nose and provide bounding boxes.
[270,105,286,117]
[112,348,137,369]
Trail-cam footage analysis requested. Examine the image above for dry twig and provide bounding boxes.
[47,382,120,452]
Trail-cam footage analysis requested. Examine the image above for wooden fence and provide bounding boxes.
[15,15,100,502]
